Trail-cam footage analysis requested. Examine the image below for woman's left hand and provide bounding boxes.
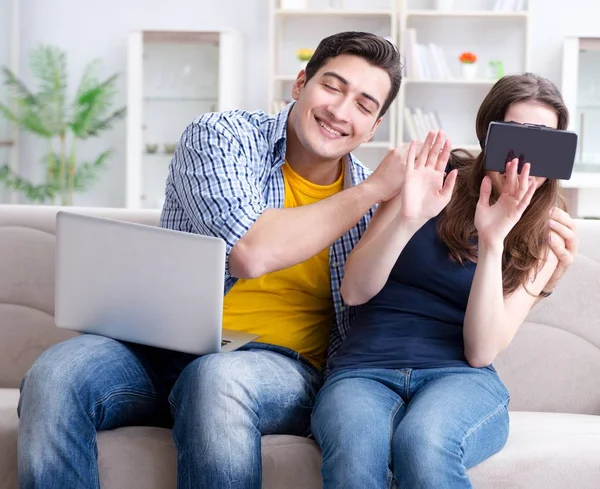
[474,158,536,249]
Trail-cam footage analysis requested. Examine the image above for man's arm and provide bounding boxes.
[231,145,415,279]
[170,118,408,280]
[229,184,379,278]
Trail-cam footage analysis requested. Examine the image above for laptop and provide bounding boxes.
[54,211,259,355]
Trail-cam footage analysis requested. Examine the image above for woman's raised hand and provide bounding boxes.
[399,130,458,224]
[474,158,536,249]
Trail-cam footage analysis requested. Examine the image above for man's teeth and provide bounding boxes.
[318,120,343,136]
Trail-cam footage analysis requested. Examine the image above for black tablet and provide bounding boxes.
[482,121,578,180]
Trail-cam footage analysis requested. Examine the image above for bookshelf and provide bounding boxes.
[267,0,398,169]
[397,0,531,154]
[267,0,530,169]
[405,10,528,18]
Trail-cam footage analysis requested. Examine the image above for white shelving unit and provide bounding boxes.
[267,0,398,170]
[560,35,600,218]
[267,0,530,169]
[0,0,20,204]
[126,29,241,209]
[397,0,531,154]
[405,10,528,18]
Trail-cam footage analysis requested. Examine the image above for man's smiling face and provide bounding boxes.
[288,53,392,162]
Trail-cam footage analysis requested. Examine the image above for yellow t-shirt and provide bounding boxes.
[222,161,344,369]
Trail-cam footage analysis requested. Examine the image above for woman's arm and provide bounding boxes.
[463,158,559,367]
[340,198,425,306]
[341,132,456,306]
[463,242,558,368]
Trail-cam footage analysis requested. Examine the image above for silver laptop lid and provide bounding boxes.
[54,211,226,355]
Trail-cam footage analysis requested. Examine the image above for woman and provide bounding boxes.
[311,73,574,489]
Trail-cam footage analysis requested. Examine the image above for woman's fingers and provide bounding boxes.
[441,168,458,200]
[517,179,536,213]
[426,130,445,168]
[406,140,416,174]
[516,162,531,201]
[416,131,436,168]
[436,139,452,172]
[478,175,492,208]
[505,158,519,196]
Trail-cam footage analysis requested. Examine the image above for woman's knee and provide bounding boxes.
[312,377,399,452]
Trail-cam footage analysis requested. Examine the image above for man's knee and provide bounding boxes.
[170,352,253,405]
[19,335,127,416]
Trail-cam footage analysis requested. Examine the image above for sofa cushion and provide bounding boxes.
[0,389,19,489]
[469,411,600,489]
[97,430,323,489]
[2,388,599,489]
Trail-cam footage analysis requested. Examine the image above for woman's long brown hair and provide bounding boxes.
[437,73,569,296]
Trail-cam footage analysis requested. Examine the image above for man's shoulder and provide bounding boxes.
[191,108,278,142]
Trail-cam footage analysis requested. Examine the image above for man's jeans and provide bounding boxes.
[311,366,510,489]
[17,334,321,489]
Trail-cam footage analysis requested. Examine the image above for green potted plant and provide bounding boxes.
[0,45,126,205]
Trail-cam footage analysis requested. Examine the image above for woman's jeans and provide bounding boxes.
[311,366,510,489]
[17,334,321,489]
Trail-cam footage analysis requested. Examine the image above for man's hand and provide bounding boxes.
[544,207,579,292]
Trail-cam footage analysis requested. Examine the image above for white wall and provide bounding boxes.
[5,0,600,210]
[11,0,269,207]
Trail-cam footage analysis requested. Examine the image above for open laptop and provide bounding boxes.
[54,211,259,355]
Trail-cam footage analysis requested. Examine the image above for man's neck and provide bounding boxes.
[286,155,344,186]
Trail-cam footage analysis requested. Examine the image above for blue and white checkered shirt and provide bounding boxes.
[160,103,374,362]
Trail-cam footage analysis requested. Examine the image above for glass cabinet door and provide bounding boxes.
[575,38,600,172]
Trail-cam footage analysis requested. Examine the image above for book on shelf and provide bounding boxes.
[492,0,526,11]
[403,29,452,80]
[404,107,443,141]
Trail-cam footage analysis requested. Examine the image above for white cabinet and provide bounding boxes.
[126,29,241,209]
[560,36,600,218]
[267,0,398,170]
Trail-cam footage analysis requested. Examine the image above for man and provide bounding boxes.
[18,31,405,489]
[17,30,578,488]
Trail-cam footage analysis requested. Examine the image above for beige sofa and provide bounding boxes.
[1,204,599,489]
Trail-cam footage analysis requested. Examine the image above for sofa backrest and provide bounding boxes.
[494,218,600,415]
[1,205,599,415]
[0,205,161,389]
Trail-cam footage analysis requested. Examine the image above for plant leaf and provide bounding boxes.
[0,67,55,136]
[70,73,124,138]
[72,150,111,191]
[0,164,58,203]
[78,106,127,139]
[0,66,37,105]
[28,45,68,134]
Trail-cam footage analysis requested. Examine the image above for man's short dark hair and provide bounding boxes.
[304,31,402,118]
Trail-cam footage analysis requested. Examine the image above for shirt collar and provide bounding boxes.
[269,102,294,166]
